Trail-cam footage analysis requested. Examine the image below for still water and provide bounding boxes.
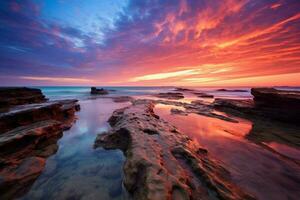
[20,98,130,200]
[17,86,300,200]
[154,104,300,200]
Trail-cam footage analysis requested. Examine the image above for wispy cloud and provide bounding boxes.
[20,76,92,83]
[130,69,200,81]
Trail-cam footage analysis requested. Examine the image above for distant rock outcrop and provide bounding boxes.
[154,92,184,100]
[90,87,109,95]
[213,87,300,124]
[0,88,80,199]
[0,87,46,111]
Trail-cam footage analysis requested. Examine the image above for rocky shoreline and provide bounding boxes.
[0,87,80,199]
[95,99,255,200]
[0,86,299,199]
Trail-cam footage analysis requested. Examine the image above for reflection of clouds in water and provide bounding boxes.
[154,104,300,200]
[21,98,130,200]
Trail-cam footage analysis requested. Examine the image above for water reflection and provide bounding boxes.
[154,103,300,200]
[20,99,130,200]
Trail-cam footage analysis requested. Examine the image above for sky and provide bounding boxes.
[0,0,300,86]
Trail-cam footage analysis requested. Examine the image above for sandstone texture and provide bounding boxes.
[154,92,184,100]
[0,88,80,199]
[95,99,255,200]
[213,88,300,124]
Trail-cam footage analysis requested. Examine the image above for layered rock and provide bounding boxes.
[213,88,300,124]
[193,92,214,98]
[91,87,109,95]
[0,87,46,111]
[0,88,80,199]
[154,92,184,100]
[95,99,255,200]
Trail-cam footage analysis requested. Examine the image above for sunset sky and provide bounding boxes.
[0,0,300,86]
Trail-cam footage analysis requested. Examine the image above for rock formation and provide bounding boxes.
[0,88,80,199]
[213,88,300,124]
[95,99,255,200]
[91,87,109,95]
[154,92,184,100]
[0,87,46,112]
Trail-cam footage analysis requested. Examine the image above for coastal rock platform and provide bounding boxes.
[95,99,255,200]
[0,88,80,199]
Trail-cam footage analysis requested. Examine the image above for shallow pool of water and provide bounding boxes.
[20,98,131,200]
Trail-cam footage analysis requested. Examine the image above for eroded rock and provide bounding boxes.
[0,88,80,199]
[95,99,255,200]
[154,92,184,100]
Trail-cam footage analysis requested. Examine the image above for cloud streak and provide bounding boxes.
[0,0,300,86]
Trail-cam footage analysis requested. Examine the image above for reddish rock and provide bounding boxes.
[154,92,184,100]
[95,99,255,200]
[0,88,80,199]
[214,88,300,124]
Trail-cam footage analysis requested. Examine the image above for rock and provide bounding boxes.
[156,99,237,122]
[251,87,300,107]
[0,88,80,199]
[95,99,255,200]
[0,87,46,111]
[216,89,248,92]
[174,87,194,92]
[154,92,184,100]
[214,98,254,111]
[0,99,80,133]
[0,157,46,200]
[91,87,109,95]
[213,88,300,124]
[193,92,214,98]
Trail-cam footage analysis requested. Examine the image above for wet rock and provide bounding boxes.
[0,89,80,199]
[95,99,255,200]
[91,87,109,95]
[154,92,184,100]
[0,157,46,199]
[0,99,80,133]
[0,87,46,111]
[193,92,214,98]
[174,87,194,92]
[214,98,254,111]
[156,99,237,122]
[214,88,300,124]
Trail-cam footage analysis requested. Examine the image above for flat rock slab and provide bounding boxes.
[0,99,79,133]
[154,92,184,100]
[95,99,255,200]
